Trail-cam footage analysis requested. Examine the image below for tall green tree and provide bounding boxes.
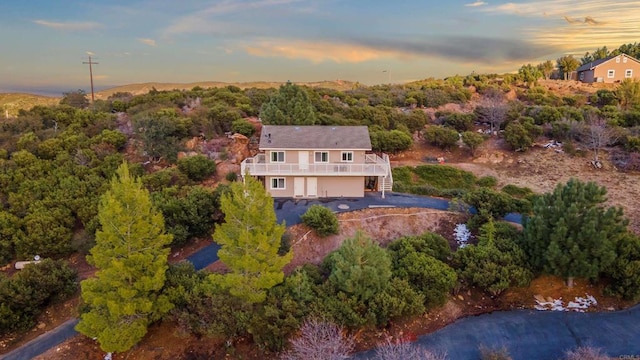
[522,179,627,287]
[260,82,318,125]
[556,55,581,80]
[581,46,610,64]
[209,176,292,304]
[76,162,173,353]
[537,60,555,80]
[615,78,640,110]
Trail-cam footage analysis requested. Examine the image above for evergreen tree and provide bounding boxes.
[209,176,292,304]
[605,232,640,301]
[522,179,627,287]
[76,162,173,353]
[324,232,392,302]
[260,82,317,125]
[453,219,532,296]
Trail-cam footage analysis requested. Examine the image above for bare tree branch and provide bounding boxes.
[374,338,447,360]
[477,87,507,134]
[281,319,354,360]
[580,112,618,164]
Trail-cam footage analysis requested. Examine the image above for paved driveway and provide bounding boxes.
[189,192,522,270]
[354,304,640,359]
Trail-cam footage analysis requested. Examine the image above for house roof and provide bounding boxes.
[576,54,640,72]
[259,125,372,150]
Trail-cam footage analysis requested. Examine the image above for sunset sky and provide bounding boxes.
[2,0,640,95]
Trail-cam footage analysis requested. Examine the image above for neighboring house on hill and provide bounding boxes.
[576,53,640,83]
[240,125,393,198]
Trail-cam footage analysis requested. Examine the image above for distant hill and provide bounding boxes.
[0,93,60,118]
[95,80,359,99]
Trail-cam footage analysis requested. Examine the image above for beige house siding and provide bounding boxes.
[316,177,364,198]
[266,176,364,198]
[578,54,640,83]
[268,149,366,165]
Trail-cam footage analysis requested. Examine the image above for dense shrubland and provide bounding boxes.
[2,60,640,355]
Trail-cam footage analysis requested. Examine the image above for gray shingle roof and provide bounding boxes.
[259,125,372,150]
[576,56,612,72]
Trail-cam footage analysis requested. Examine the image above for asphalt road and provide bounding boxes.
[1,319,79,360]
[354,304,640,359]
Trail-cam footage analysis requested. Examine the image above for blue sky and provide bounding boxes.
[2,0,640,94]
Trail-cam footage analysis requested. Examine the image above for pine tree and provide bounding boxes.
[260,82,317,125]
[324,232,392,302]
[209,176,292,303]
[75,162,173,353]
[522,179,627,287]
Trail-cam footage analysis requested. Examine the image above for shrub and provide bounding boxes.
[624,136,640,152]
[225,171,238,182]
[453,220,532,296]
[0,259,77,334]
[177,154,216,181]
[443,113,475,132]
[479,345,512,360]
[413,165,477,190]
[605,232,640,301]
[501,184,533,198]
[563,346,611,360]
[280,319,354,360]
[423,126,459,149]
[141,167,190,192]
[388,233,452,263]
[476,176,497,188]
[462,188,517,218]
[374,339,447,360]
[231,119,255,137]
[461,131,485,156]
[301,205,339,237]
[370,129,413,153]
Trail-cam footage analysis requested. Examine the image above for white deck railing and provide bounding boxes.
[241,153,390,177]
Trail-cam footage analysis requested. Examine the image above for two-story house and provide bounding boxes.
[576,53,640,83]
[240,125,393,198]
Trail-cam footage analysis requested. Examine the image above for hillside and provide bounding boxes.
[0,93,60,118]
[95,79,358,99]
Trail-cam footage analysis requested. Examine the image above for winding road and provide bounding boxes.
[354,304,640,359]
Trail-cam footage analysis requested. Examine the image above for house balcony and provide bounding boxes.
[241,153,391,177]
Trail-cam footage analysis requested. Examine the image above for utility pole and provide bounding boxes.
[83,55,99,103]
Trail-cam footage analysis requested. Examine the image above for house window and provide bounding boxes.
[616,57,621,63]
[314,151,329,163]
[579,72,584,81]
[624,57,628,63]
[341,151,354,162]
[271,178,285,189]
[608,70,615,78]
[626,69,633,78]
[270,151,285,163]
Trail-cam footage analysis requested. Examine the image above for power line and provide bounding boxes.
[83,55,99,103]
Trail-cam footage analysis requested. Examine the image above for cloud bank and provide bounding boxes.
[33,20,102,31]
